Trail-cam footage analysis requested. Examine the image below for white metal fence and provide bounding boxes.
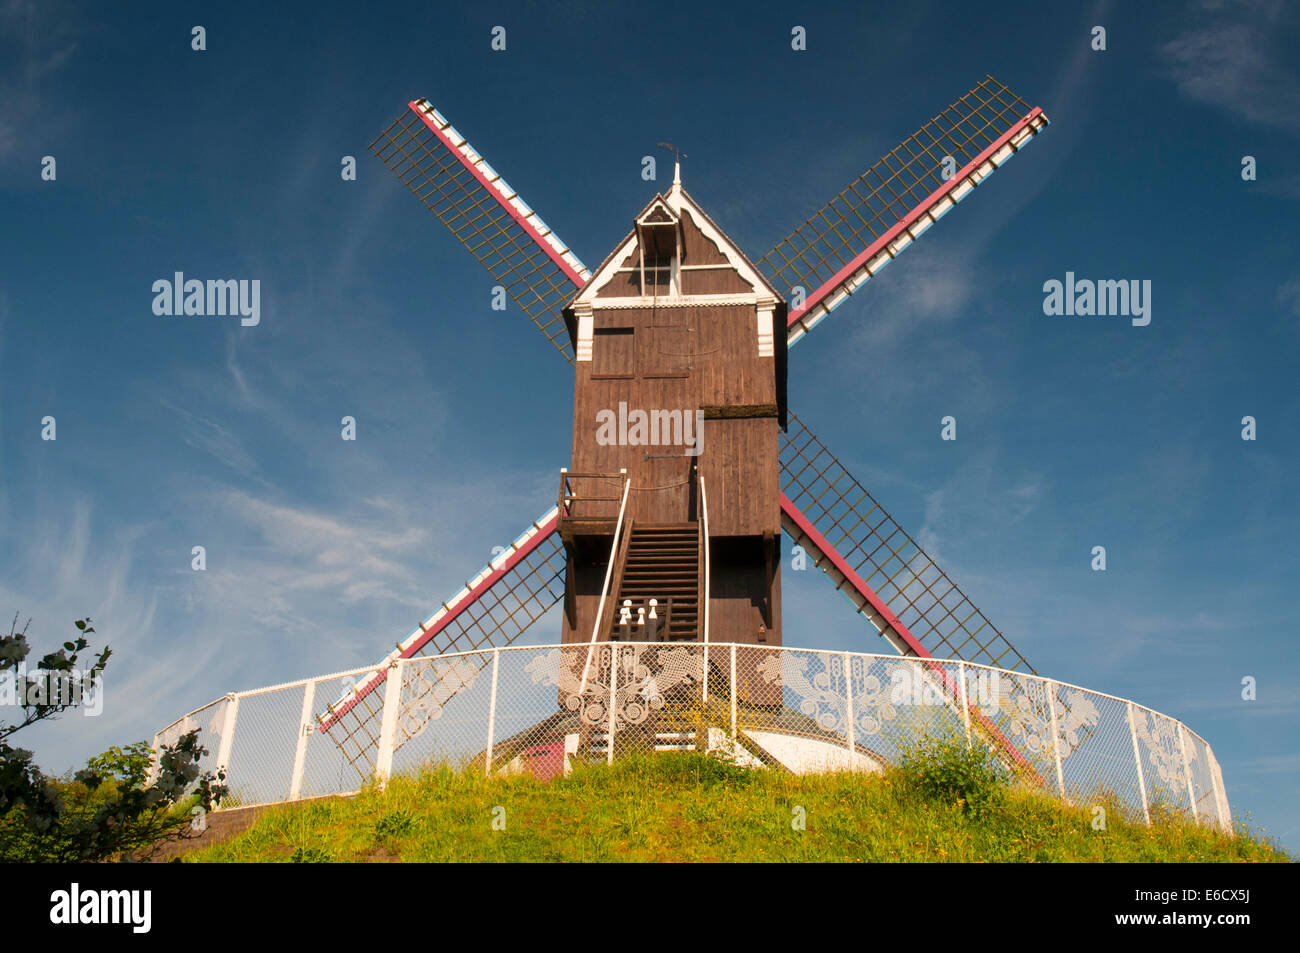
[152,643,1232,832]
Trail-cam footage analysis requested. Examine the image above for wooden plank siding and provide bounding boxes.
[562,187,785,649]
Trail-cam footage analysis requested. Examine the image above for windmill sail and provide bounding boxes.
[351,89,1045,771]
[780,411,1052,778]
[370,100,591,361]
[317,508,565,773]
[758,77,1049,345]
[780,411,1033,673]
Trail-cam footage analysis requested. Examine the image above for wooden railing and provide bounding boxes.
[558,469,626,523]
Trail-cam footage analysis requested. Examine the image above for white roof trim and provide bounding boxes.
[573,191,777,312]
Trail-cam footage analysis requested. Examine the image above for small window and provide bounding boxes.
[642,254,673,296]
[593,327,635,378]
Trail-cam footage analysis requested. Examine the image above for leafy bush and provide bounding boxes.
[0,615,227,861]
[894,732,1010,820]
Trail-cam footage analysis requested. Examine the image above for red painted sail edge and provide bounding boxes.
[781,493,928,657]
[318,512,560,733]
[406,100,589,289]
[780,493,1041,780]
[787,107,1046,332]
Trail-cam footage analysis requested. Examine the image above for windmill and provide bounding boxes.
[318,76,1053,776]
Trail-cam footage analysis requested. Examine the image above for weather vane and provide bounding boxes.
[657,141,687,165]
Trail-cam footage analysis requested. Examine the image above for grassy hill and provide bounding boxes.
[189,744,1288,863]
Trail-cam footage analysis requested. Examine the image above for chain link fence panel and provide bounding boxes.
[153,644,1233,833]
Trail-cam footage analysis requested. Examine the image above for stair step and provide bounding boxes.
[619,590,697,597]
[609,521,704,641]
[620,581,698,588]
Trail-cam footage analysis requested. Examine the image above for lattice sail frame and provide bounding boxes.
[763,77,1048,344]
[369,100,591,361]
[781,411,1032,673]
[317,509,567,774]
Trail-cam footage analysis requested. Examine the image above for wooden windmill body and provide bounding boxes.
[559,167,787,652]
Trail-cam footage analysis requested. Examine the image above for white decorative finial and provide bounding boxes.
[658,142,686,191]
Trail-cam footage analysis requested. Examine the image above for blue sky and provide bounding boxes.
[2,0,1298,849]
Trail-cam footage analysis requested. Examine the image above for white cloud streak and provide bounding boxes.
[1160,0,1300,133]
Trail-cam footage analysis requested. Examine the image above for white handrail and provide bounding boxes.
[578,470,631,694]
[700,473,710,647]
[700,472,711,701]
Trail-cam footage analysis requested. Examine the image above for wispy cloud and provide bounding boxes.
[1159,0,1300,133]
[160,399,261,480]
[0,498,179,774]
[916,453,1045,567]
[0,0,78,161]
[1278,278,1300,316]
[217,488,428,604]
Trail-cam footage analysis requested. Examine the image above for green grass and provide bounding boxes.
[188,748,1289,863]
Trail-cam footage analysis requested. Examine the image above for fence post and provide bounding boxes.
[485,650,500,777]
[288,679,316,801]
[730,644,738,745]
[375,661,403,788]
[843,653,855,761]
[1209,748,1232,833]
[148,731,161,786]
[957,662,971,749]
[702,639,709,704]
[215,693,240,784]
[1046,679,1065,798]
[1176,722,1197,822]
[607,644,618,766]
[1126,701,1151,826]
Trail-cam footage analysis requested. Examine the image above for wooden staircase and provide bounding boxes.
[611,522,700,642]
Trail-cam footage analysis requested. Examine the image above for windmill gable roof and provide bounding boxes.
[566,183,784,319]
